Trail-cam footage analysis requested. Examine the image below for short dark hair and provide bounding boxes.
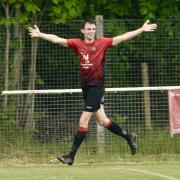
[81,19,96,29]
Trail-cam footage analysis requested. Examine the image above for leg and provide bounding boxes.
[58,111,93,165]
[94,105,137,155]
[93,104,110,127]
[69,111,93,158]
[58,84,104,165]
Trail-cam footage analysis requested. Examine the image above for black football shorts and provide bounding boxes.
[82,84,104,112]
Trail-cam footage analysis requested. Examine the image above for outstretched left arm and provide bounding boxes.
[112,20,157,46]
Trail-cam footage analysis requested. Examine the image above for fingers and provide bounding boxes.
[145,20,150,24]
[28,27,35,37]
[143,20,158,32]
[150,24,158,30]
[34,24,38,29]
[144,20,157,27]
[28,24,40,38]
[29,32,35,37]
[148,29,155,32]
[152,23,158,29]
[28,28,34,32]
[28,25,38,31]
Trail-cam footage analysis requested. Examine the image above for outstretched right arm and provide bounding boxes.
[28,25,68,47]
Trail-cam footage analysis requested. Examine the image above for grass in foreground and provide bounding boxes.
[0,161,180,180]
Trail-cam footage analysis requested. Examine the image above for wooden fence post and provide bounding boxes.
[141,63,152,130]
[96,15,105,154]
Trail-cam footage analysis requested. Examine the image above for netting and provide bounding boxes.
[0,19,180,91]
[1,86,180,163]
[1,19,180,163]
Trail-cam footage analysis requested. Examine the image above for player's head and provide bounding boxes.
[81,19,96,41]
[81,19,96,29]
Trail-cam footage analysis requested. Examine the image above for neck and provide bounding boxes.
[84,38,94,44]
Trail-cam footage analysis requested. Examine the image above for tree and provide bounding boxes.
[23,0,85,128]
[79,0,180,20]
[0,0,86,128]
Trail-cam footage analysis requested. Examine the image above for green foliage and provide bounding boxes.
[1,0,180,23]
[81,0,132,19]
[139,0,157,20]
[115,115,128,124]
[0,0,40,25]
[1,0,16,4]
[0,107,39,151]
[36,75,45,86]
[139,0,180,20]
[139,129,180,154]
[23,1,40,13]
[0,108,15,127]
[48,0,85,23]
[105,129,180,156]
[105,20,128,35]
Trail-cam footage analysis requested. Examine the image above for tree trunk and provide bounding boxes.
[20,15,39,128]
[13,7,24,126]
[13,8,22,90]
[20,38,38,128]
[26,39,37,128]
[96,15,105,155]
[141,63,152,130]
[3,3,10,108]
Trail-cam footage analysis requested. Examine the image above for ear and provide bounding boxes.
[81,29,84,34]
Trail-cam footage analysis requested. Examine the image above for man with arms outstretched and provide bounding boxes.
[29,19,157,165]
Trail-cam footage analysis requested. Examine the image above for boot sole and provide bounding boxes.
[57,156,73,166]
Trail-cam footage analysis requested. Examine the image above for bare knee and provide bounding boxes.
[97,118,110,127]
[94,105,111,128]
[79,118,89,128]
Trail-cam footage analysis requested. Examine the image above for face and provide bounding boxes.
[81,23,96,41]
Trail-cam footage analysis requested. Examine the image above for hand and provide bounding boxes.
[142,20,157,32]
[28,25,40,38]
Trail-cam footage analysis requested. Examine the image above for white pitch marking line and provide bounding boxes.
[112,167,178,180]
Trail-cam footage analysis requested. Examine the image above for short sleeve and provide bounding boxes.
[67,39,78,49]
[101,38,113,49]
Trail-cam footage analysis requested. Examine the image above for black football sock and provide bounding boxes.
[106,120,129,141]
[69,127,88,157]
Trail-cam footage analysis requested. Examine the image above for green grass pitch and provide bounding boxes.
[0,161,180,180]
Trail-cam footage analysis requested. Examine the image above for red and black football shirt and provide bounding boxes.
[67,38,113,85]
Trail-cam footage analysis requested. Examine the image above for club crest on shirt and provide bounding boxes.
[91,46,97,52]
